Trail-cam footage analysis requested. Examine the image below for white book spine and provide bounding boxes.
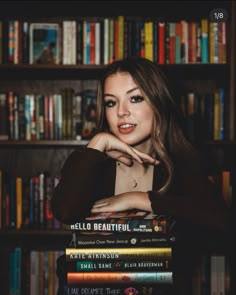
[95,22,101,65]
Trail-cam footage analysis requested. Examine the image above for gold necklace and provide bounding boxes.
[117,161,148,189]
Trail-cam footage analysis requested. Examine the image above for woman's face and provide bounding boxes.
[104,72,154,147]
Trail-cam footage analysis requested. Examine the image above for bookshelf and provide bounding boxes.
[0,0,235,294]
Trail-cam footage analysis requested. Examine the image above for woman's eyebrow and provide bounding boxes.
[104,87,139,98]
[104,93,116,98]
[127,87,139,94]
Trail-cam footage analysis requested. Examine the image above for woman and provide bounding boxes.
[51,57,229,294]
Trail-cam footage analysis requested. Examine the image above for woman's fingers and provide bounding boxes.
[104,133,159,165]
[131,147,159,165]
[106,151,134,166]
[92,202,109,208]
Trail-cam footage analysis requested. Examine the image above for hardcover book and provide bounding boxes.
[63,210,174,234]
[29,23,60,64]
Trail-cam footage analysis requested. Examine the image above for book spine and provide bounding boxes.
[67,271,173,285]
[76,21,83,64]
[24,95,31,141]
[67,259,171,272]
[144,21,153,61]
[13,93,19,140]
[95,22,101,65]
[22,22,29,64]
[66,247,172,261]
[16,177,22,229]
[201,19,209,63]
[8,20,14,63]
[15,247,21,295]
[9,176,16,228]
[158,22,165,64]
[0,93,9,140]
[73,233,175,248]
[64,285,161,295]
[117,16,124,60]
[103,18,109,64]
[8,91,14,140]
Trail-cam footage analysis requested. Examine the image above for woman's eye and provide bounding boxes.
[130,95,144,103]
[104,100,116,108]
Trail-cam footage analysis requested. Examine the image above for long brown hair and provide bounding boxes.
[96,56,193,192]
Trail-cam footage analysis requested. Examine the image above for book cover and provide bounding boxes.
[63,210,173,234]
[65,247,172,261]
[67,271,173,285]
[29,22,60,64]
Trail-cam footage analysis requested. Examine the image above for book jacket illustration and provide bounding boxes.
[29,23,60,64]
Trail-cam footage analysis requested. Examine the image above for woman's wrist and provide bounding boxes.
[87,134,106,152]
[131,192,153,212]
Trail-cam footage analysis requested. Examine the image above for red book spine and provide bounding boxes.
[90,22,95,64]
[8,91,14,140]
[158,22,165,64]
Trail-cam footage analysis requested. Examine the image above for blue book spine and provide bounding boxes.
[15,247,22,295]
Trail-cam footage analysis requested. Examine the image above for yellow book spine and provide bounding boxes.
[144,21,153,61]
[221,171,231,207]
[117,16,124,60]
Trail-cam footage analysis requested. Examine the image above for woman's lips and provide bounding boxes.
[118,123,136,134]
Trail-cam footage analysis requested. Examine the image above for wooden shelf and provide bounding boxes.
[0,229,72,249]
[0,140,88,148]
[0,1,231,19]
[0,63,229,80]
[0,228,71,236]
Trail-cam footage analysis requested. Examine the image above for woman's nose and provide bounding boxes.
[117,102,130,117]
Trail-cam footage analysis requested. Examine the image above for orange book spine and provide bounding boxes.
[16,177,22,229]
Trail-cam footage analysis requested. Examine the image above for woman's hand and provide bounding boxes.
[87,132,158,166]
[91,192,152,213]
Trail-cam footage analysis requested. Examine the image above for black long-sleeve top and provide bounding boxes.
[51,146,231,294]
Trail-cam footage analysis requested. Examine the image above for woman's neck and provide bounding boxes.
[132,137,153,155]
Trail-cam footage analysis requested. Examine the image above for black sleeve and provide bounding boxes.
[51,147,107,224]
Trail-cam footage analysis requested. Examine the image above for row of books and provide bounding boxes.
[0,88,97,141]
[0,169,232,230]
[3,243,229,295]
[0,17,227,65]
[180,88,226,142]
[192,254,230,295]
[61,209,176,295]
[0,87,228,143]
[0,171,61,230]
[6,248,63,295]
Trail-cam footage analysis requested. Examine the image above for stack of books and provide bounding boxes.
[62,210,176,295]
